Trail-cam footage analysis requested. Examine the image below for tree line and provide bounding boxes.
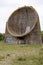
[0,33,5,41]
[0,32,43,42]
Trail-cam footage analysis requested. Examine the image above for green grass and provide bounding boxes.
[12,55,43,65]
[0,41,43,65]
[0,55,5,61]
[0,41,41,51]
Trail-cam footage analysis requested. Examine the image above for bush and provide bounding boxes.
[0,33,5,41]
[41,31,43,42]
[17,57,26,61]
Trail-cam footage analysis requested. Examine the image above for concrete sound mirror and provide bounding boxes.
[5,6,42,44]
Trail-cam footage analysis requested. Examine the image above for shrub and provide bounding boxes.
[41,31,43,42]
[17,57,26,61]
[6,53,10,56]
[0,33,5,41]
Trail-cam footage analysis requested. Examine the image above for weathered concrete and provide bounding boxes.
[5,6,42,44]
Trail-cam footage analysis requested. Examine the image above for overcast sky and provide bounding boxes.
[0,0,43,33]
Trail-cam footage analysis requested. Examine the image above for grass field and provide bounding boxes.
[0,41,43,65]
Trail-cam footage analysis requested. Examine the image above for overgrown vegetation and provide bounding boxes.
[0,41,43,65]
[0,32,43,65]
[41,31,43,42]
[0,33,5,41]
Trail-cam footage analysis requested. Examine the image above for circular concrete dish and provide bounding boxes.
[7,6,38,37]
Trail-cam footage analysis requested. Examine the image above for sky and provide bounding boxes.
[0,0,43,33]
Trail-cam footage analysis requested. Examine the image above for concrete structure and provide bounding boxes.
[5,6,42,44]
